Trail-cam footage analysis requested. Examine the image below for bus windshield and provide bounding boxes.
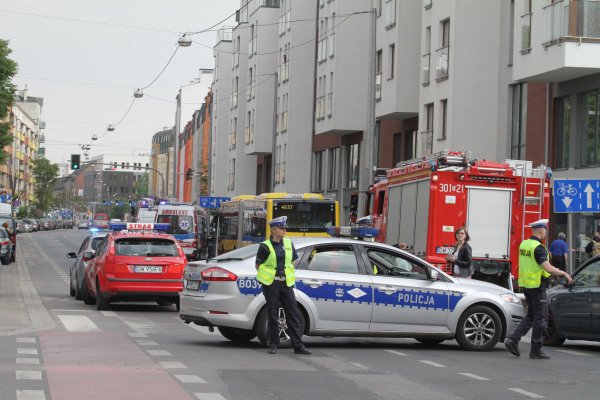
[272,201,336,233]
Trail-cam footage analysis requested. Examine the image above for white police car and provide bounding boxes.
[180,232,524,351]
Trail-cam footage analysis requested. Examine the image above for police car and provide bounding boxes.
[83,222,187,311]
[180,228,525,351]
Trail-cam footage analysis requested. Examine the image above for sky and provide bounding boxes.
[0,0,240,164]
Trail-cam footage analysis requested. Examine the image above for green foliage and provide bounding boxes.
[31,158,59,213]
[109,204,129,220]
[0,39,18,164]
[134,173,149,197]
[16,206,30,218]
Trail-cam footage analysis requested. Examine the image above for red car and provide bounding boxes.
[83,223,187,311]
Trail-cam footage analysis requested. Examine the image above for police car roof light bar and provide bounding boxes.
[327,226,379,239]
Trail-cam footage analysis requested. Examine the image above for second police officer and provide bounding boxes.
[255,216,311,355]
[505,219,572,360]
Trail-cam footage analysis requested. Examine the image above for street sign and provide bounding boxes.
[553,179,600,213]
[199,196,230,209]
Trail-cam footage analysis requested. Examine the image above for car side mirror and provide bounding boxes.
[66,252,77,258]
[429,269,439,281]
[83,251,95,259]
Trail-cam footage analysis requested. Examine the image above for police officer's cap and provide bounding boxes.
[530,219,549,229]
[268,216,287,228]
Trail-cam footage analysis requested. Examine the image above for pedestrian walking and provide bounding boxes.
[549,232,568,272]
[505,219,573,360]
[584,231,600,258]
[446,227,473,278]
[255,216,311,355]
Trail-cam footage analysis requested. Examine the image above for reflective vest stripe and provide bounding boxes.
[518,239,551,288]
[256,238,295,287]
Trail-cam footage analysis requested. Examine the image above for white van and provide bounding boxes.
[155,203,209,261]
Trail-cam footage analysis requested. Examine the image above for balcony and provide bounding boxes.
[217,27,233,43]
[521,12,532,52]
[544,0,600,44]
[435,46,449,80]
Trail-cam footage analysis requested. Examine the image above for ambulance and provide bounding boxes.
[365,150,551,290]
[155,203,209,261]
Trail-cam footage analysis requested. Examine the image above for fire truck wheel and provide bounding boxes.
[543,313,565,347]
[455,305,501,351]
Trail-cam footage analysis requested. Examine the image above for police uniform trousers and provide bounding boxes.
[262,280,304,348]
[509,286,549,352]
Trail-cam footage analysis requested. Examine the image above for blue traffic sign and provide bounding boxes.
[553,179,600,213]
[199,196,230,209]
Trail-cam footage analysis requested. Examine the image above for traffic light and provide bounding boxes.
[185,168,194,181]
[349,192,359,223]
[70,154,81,170]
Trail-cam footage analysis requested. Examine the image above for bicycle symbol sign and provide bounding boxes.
[553,179,600,213]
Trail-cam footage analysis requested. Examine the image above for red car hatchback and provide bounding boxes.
[84,223,187,311]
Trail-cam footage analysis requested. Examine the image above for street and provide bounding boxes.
[0,230,599,400]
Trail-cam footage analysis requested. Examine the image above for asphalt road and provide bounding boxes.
[0,229,599,400]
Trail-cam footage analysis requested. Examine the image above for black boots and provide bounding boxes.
[504,339,520,357]
[267,344,277,354]
[529,351,551,360]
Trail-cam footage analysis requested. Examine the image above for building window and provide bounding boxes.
[329,13,336,58]
[228,158,236,191]
[384,0,396,29]
[327,72,334,118]
[422,26,431,84]
[556,96,571,169]
[421,103,434,155]
[313,151,324,192]
[582,90,600,166]
[375,50,382,100]
[275,145,281,184]
[346,143,359,188]
[510,83,527,159]
[328,147,339,190]
[436,19,450,80]
[520,0,532,52]
[388,43,395,79]
[439,99,447,140]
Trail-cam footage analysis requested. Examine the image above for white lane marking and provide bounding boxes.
[419,360,446,368]
[175,374,207,383]
[555,349,592,356]
[128,332,148,338]
[385,349,408,357]
[350,362,368,370]
[16,358,40,365]
[17,348,38,355]
[58,315,100,332]
[136,340,158,346]
[16,390,46,400]
[507,388,545,398]
[159,361,187,369]
[147,350,172,356]
[16,370,42,380]
[194,394,227,400]
[49,309,92,312]
[458,372,490,381]
[17,338,36,343]
[100,311,118,317]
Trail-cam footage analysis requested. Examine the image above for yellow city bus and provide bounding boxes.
[216,192,340,254]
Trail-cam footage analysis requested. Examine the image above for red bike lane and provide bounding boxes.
[39,331,195,400]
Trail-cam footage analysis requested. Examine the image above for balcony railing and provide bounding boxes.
[217,27,233,42]
[375,73,382,100]
[248,0,280,17]
[420,130,434,155]
[521,12,532,51]
[544,0,600,44]
[435,46,449,80]
[422,53,430,84]
[244,127,251,145]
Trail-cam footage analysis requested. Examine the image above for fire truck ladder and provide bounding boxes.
[394,150,471,169]
[513,161,546,239]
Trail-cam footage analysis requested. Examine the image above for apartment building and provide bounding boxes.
[512,0,600,256]
[150,128,175,199]
[211,27,234,196]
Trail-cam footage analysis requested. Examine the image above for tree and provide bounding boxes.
[31,158,58,214]
[0,39,18,164]
[134,173,149,197]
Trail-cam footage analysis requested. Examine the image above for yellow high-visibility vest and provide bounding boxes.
[256,237,295,287]
[518,239,551,288]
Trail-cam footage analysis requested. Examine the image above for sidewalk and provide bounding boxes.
[0,242,54,335]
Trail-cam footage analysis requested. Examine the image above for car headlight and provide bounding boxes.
[499,293,521,304]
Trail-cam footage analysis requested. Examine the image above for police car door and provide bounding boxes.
[294,244,372,332]
[365,247,451,333]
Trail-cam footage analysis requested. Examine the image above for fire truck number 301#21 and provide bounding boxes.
[366,150,551,291]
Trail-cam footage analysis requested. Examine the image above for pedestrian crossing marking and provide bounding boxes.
[175,374,207,383]
[16,370,42,380]
[458,372,490,381]
[385,349,408,356]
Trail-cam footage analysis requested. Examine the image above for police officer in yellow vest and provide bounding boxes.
[255,216,311,355]
[505,219,572,359]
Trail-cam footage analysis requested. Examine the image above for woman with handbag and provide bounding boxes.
[446,227,473,278]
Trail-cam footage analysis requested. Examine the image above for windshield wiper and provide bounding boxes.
[206,257,244,262]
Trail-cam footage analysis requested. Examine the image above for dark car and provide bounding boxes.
[0,227,13,265]
[67,232,109,300]
[545,255,600,346]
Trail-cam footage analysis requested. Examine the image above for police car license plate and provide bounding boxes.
[186,280,200,291]
[134,265,162,273]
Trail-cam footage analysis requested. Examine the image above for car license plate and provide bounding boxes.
[186,280,200,291]
[134,265,163,273]
[436,246,455,255]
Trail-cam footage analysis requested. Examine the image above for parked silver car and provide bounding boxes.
[67,232,108,300]
[180,238,525,351]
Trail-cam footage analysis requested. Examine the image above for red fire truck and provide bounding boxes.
[365,150,551,290]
